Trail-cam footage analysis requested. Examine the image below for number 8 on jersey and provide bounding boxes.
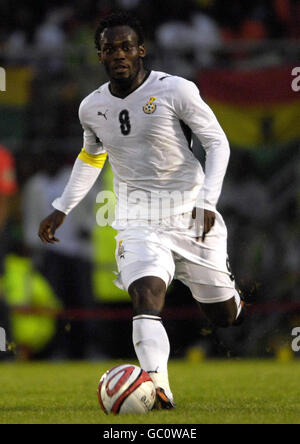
[119,110,131,135]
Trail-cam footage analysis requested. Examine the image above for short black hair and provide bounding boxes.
[94,11,144,53]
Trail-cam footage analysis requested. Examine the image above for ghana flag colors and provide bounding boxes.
[197,66,300,150]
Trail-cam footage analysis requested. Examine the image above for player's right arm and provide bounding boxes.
[38,99,107,244]
[173,77,230,241]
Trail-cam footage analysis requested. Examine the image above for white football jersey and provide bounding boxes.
[78,70,230,225]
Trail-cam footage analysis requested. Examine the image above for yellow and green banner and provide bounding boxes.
[197,66,300,149]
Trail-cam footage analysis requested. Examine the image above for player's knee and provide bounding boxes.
[132,288,164,316]
[129,277,166,316]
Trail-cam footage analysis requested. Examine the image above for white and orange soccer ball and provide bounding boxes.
[97,364,156,414]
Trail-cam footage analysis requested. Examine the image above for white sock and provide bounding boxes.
[132,315,172,397]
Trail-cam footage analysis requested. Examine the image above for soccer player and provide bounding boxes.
[39,12,245,409]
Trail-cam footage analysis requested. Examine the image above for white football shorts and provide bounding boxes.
[114,211,236,304]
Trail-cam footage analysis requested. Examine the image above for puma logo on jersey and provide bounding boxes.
[143,97,157,114]
[98,110,108,120]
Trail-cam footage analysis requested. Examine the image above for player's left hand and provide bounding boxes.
[190,208,216,242]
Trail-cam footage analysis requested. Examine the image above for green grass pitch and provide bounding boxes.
[0,359,299,424]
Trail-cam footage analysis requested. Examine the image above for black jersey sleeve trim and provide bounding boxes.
[179,120,193,150]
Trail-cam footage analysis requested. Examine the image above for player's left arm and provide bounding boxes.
[174,78,230,241]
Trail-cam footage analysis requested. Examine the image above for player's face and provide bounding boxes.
[98,26,146,84]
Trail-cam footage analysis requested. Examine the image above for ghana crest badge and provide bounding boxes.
[118,240,125,259]
[143,97,157,114]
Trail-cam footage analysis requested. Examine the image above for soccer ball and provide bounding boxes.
[97,364,156,414]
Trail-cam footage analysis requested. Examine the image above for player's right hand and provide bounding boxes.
[38,210,66,244]
[189,207,216,242]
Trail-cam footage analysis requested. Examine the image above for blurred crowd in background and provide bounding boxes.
[1,0,299,53]
[0,0,299,361]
